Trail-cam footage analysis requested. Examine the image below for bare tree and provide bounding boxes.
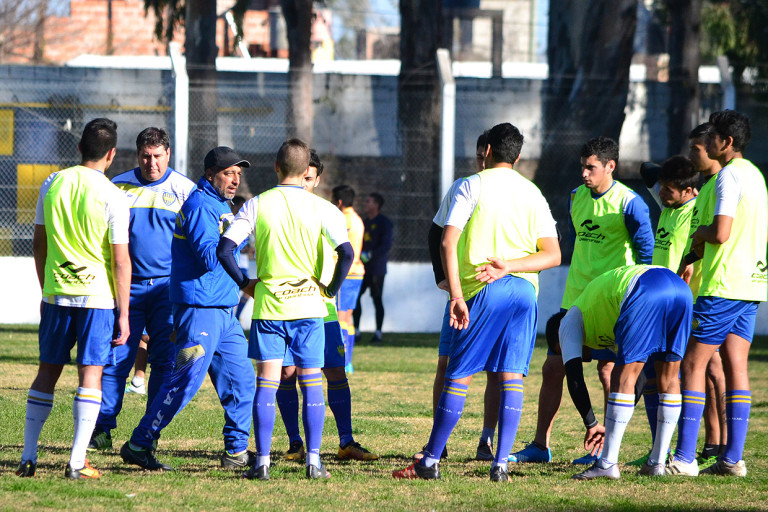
[280,0,314,141]
[0,0,49,63]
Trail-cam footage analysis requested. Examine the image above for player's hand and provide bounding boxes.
[437,279,449,292]
[242,278,258,298]
[677,261,694,284]
[449,298,470,330]
[584,423,605,454]
[475,257,508,284]
[113,314,130,347]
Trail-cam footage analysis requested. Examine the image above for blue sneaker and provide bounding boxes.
[510,443,551,463]
[572,449,602,465]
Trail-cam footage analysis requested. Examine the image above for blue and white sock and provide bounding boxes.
[599,393,634,467]
[299,373,325,468]
[70,387,102,469]
[254,377,280,468]
[327,378,353,447]
[21,389,54,463]
[649,393,681,465]
[643,384,659,444]
[422,380,468,468]
[276,378,302,444]
[493,379,524,469]
[674,390,706,464]
[723,390,751,464]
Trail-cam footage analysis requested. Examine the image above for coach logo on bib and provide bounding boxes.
[577,219,605,242]
[273,278,320,301]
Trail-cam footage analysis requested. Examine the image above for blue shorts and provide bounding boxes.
[445,276,538,379]
[39,303,116,366]
[549,308,616,362]
[250,317,325,368]
[283,320,346,369]
[438,302,452,357]
[337,276,363,311]
[692,296,758,345]
[613,268,693,365]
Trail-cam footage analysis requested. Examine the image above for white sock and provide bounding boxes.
[649,393,682,465]
[131,375,145,386]
[600,393,635,466]
[307,452,321,468]
[69,387,102,469]
[21,389,54,463]
[256,455,270,468]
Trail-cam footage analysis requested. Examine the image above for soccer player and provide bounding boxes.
[16,118,131,479]
[555,265,692,480]
[667,110,767,477]
[119,146,256,471]
[275,150,378,463]
[393,122,560,482]
[88,127,195,453]
[331,184,365,373]
[512,136,654,466]
[353,192,393,343]
[423,130,500,462]
[218,139,353,480]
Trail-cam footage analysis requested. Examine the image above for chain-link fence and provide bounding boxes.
[4,61,767,262]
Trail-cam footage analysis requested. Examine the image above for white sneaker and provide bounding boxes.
[637,461,665,476]
[665,456,699,476]
[572,462,620,480]
[700,459,747,477]
[126,380,146,395]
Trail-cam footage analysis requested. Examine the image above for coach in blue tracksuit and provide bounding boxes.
[120,146,256,471]
[89,128,195,451]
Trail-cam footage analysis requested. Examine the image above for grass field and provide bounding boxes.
[1,325,767,511]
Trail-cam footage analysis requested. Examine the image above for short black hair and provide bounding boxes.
[709,110,751,152]
[581,136,619,166]
[136,127,170,152]
[476,130,489,150]
[688,122,712,141]
[369,192,384,208]
[80,118,117,162]
[309,149,324,176]
[276,138,310,176]
[486,123,524,164]
[332,185,355,208]
[659,155,698,191]
[232,195,247,209]
[545,311,567,356]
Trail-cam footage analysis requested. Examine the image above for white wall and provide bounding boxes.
[7,256,767,336]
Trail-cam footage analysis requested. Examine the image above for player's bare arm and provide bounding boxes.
[474,236,561,283]
[441,225,469,330]
[110,243,131,346]
[32,224,47,290]
[691,214,733,245]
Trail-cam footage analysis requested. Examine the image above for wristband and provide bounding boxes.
[450,296,463,302]
[683,251,700,266]
[584,410,597,429]
[238,276,250,290]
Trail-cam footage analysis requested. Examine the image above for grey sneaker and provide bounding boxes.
[120,441,173,471]
[476,440,494,461]
[221,450,255,469]
[490,465,508,482]
[637,461,665,476]
[700,459,747,477]
[665,456,699,477]
[306,462,331,479]
[572,462,620,480]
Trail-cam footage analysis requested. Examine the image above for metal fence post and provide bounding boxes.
[716,55,735,110]
[437,48,455,204]
[169,42,189,176]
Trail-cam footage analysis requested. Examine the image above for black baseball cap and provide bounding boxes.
[204,146,251,171]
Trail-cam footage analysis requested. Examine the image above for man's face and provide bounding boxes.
[658,180,689,208]
[705,131,728,161]
[580,155,614,191]
[688,138,713,172]
[302,166,320,192]
[138,144,170,182]
[208,165,242,200]
[475,145,487,172]
[363,195,378,217]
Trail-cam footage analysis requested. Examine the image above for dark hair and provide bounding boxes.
[688,122,712,141]
[581,136,619,166]
[276,138,310,176]
[545,311,567,356]
[136,127,170,152]
[79,118,117,162]
[659,155,698,191]
[332,185,355,207]
[486,123,524,164]
[369,192,384,208]
[476,130,490,150]
[232,195,247,209]
[709,110,751,152]
[309,149,324,176]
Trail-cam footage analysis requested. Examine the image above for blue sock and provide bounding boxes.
[723,390,751,464]
[643,385,659,444]
[327,378,353,447]
[254,377,280,462]
[675,390,706,464]
[345,329,355,366]
[276,378,302,444]
[493,379,524,468]
[422,380,468,467]
[299,373,325,467]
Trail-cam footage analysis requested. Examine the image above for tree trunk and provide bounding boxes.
[667,0,702,155]
[185,0,219,179]
[280,0,314,142]
[537,0,638,260]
